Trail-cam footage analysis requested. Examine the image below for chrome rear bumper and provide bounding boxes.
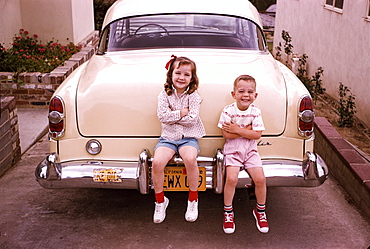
[239,152,328,188]
[35,149,328,193]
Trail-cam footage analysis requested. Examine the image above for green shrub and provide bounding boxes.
[0,29,81,75]
[337,83,356,127]
[310,67,325,101]
[274,30,294,68]
[274,42,282,61]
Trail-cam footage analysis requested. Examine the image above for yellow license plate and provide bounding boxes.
[93,168,122,183]
[163,167,206,191]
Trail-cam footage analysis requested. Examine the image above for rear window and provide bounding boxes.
[98,14,266,52]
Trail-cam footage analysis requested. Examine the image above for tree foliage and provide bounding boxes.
[249,0,276,11]
[94,0,115,31]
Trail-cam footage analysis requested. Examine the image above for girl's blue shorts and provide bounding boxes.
[154,137,200,154]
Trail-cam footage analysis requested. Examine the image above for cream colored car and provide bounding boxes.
[36,0,328,193]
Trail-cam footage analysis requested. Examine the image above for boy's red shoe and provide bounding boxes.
[253,208,269,233]
[223,212,235,234]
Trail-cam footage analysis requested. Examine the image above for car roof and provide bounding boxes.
[102,0,263,30]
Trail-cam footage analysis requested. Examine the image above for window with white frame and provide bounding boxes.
[325,0,344,9]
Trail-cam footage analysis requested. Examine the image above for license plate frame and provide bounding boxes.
[163,166,206,191]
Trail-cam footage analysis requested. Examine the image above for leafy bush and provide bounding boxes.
[337,83,356,127]
[296,54,313,94]
[0,29,81,74]
[310,67,325,101]
[300,64,325,102]
[274,30,293,68]
[296,53,308,80]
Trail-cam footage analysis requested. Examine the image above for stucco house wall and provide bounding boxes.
[0,0,22,48]
[0,0,94,48]
[273,0,370,126]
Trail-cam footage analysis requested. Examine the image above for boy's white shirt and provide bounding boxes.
[218,102,265,131]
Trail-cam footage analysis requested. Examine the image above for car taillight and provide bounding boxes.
[298,95,314,137]
[49,96,65,139]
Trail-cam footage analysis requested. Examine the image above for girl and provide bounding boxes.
[152,55,205,224]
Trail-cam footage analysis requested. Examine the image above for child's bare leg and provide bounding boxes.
[179,146,199,191]
[246,167,266,204]
[152,147,175,193]
[152,147,175,223]
[179,145,199,222]
[223,166,240,206]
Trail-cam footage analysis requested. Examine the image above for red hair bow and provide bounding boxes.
[165,55,177,70]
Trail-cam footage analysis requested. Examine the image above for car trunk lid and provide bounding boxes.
[76,50,286,137]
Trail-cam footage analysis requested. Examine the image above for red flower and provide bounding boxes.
[24,31,29,35]
[33,34,38,38]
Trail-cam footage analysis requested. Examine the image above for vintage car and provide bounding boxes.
[36,0,328,194]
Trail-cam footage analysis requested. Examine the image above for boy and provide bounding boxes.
[218,75,268,234]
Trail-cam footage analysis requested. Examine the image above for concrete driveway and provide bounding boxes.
[1,135,370,248]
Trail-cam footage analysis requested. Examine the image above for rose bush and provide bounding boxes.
[0,29,81,75]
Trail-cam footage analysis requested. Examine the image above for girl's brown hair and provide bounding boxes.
[164,56,199,96]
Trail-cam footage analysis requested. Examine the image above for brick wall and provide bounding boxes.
[0,97,21,177]
[314,117,370,219]
[0,31,98,108]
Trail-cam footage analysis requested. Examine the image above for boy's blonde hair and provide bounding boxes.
[233,75,256,90]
